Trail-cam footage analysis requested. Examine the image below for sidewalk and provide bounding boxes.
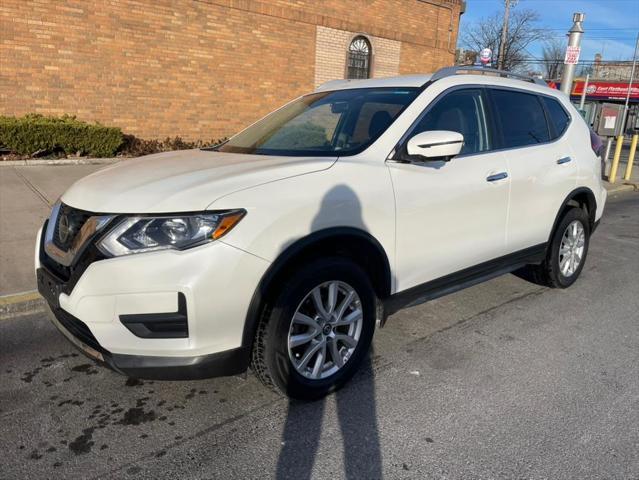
[0,160,637,298]
[0,164,106,297]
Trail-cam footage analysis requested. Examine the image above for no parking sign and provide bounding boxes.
[564,46,581,65]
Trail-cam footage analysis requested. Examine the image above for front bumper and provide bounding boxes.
[45,303,250,380]
[35,221,270,379]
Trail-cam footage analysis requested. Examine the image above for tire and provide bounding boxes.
[529,207,590,288]
[250,257,377,400]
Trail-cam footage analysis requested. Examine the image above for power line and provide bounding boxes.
[542,36,638,40]
[506,59,636,63]
[538,28,639,31]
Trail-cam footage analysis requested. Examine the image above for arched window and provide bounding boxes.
[347,36,371,79]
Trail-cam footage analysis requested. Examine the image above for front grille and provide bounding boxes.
[40,220,72,280]
[40,216,108,291]
[42,249,71,280]
[54,307,109,355]
[52,204,93,251]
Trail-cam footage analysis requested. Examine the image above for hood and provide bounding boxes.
[61,149,336,213]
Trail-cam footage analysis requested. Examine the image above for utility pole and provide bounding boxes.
[560,13,585,96]
[619,32,638,135]
[497,0,513,70]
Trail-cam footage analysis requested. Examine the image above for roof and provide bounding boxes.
[315,75,432,92]
[315,67,551,93]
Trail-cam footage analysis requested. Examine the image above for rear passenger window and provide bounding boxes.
[541,96,570,138]
[491,89,550,148]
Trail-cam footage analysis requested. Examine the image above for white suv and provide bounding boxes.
[36,67,606,399]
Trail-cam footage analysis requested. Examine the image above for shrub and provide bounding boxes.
[0,114,123,157]
[118,134,227,157]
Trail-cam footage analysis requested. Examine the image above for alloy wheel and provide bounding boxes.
[559,220,586,277]
[287,281,363,380]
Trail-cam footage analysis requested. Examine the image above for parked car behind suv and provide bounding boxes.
[36,67,606,399]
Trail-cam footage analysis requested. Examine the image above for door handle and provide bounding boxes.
[486,172,508,182]
[557,156,572,164]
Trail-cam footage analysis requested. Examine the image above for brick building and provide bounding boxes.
[0,0,464,140]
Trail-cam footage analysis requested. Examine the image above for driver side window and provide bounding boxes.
[410,89,491,155]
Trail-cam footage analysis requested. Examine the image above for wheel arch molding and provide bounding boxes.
[549,187,597,243]
[241,227,392,355]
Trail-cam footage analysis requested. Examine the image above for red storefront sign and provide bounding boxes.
[571,81,639,101]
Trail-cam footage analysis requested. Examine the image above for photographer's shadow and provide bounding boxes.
[275,352,381,480]
[275,185,383,479]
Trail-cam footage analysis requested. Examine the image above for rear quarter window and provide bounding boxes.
[541,96,571,139]
[490,89,551,148]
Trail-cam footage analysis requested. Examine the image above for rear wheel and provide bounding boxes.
[528,207,590,288]
[250,257,376,400]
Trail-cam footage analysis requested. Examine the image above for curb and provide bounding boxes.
[604,183,638,195]
[0,291,45,320]
[0,158,122,167]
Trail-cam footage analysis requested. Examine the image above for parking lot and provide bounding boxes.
[1,192,638,479]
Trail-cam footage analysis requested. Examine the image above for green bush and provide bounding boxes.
[118,134,227,157]
[0,114,123,157]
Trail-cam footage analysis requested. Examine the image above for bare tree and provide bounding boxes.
[461,8,544,71]
[542,38,564,80]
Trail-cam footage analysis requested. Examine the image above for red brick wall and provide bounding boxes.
[0,0,461,140]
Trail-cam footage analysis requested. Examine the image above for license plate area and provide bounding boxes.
[37,268,62,308]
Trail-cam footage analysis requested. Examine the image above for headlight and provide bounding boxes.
[98,210,245,257]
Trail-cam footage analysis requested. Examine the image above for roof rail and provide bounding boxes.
[430,66,548,87]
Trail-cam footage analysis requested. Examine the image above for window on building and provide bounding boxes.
[347,36,371,79]
[490,89,550,148]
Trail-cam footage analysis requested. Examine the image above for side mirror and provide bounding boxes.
[406,130,464,162]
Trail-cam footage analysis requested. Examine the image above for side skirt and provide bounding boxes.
[383,243,547,319]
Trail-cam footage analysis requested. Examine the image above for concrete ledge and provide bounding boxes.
[0,291,45,320]
[604,182,638,195]
[0,157,122,167]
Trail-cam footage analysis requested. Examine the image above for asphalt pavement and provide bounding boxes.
[1,192,638,479]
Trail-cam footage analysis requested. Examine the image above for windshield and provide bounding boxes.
[217,87,420,156]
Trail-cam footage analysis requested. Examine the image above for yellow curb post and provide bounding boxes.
[608,135,625,184]
[623,134,638,181]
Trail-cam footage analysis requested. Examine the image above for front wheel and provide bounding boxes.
[250,257,376,400]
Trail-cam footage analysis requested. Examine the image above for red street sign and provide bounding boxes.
[571,81,639,101]
[564,46,580,65]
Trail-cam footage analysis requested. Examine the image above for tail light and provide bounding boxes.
[589,129,603,157]
[589,129,605,178]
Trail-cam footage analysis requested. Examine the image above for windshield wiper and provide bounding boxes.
[201,140,228,152]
